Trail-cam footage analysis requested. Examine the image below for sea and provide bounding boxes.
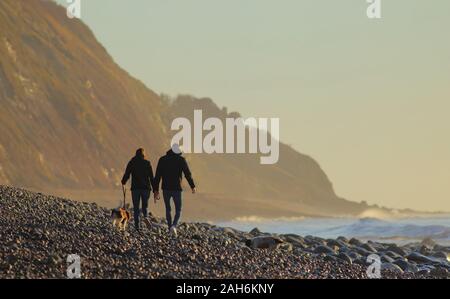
[218,215,450,246]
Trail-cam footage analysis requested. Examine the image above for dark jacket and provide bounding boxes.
[121,155,155,191]
[154,150,195,192]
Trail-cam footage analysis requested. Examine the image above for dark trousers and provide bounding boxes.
[131,189,150,228]
[163,190,182,228]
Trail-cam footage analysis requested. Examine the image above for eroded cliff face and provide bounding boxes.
[0,0,363,216]
[0,0,167,189]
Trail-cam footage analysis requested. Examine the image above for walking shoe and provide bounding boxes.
[143,217,152,230]
[169,226,178,237]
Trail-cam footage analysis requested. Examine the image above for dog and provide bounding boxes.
[111,203,131,231]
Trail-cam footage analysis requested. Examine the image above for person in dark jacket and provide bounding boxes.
[154,144,196,236]
[121,148,156,231]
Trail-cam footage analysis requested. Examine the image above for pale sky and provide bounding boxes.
[56,0,450,212]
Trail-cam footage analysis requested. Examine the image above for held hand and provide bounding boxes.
[192,187,196,194]
[154,192,160,203]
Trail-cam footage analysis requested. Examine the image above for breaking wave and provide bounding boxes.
[219,215,450,245]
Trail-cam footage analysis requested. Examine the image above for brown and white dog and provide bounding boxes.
[111,203,131,231]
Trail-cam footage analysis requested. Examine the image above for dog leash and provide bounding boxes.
[122,185,127,209]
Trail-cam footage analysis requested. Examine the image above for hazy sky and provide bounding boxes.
[57,0,450,212]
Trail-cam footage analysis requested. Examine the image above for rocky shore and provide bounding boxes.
[0,186,448,279]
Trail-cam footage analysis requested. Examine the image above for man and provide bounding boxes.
[121,148,156,231]
[154,144,196,236]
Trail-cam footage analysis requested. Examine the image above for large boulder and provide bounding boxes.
[353,246,373,257]
[349,238,363,247]
[314,245,336,255]
[394,260,419,273]
[249,227,262,236]
[337,236,349,244]
[407,252,434,264]
[432,251,449,262]
[326,239,347,249]
[245,236,283,250]
[381,255,395,263]
[385,251,403,259]
[348,251,362,260]
[387,244,407,256]
[337,252,353,264]
[361,243,377,253]
[284,235,307,249]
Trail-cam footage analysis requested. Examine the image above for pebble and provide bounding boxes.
[0,185,445,279]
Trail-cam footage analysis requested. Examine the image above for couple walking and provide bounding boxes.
[121,144,196,236]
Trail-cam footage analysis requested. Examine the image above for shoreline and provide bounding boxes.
[29,187,450,222]
[0,185,449,279]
